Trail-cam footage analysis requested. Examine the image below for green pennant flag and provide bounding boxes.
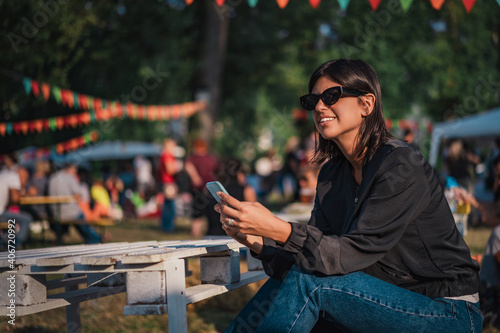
[48,118,56,131]
[52,87,62,104]
[87,96,94,111]
[73,93,79,109]
[90,110,97,123]
[400,0,413,11]
[337,0,350,10]
[6,123,13,135]
[22,77,32,95]
[248,0,259,7]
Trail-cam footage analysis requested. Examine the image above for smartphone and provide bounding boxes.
[206,181,229,203]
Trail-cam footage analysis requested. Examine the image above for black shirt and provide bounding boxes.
[254,139,479,298]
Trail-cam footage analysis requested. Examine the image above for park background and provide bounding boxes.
[1,0,500,332]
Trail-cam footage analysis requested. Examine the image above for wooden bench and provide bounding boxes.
[0,239,267,332]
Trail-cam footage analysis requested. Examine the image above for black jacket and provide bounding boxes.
[254,139,479,298]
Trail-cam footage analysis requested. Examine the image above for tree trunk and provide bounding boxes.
[198,0,229,141]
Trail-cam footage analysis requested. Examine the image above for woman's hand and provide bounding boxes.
[214,192,292,244]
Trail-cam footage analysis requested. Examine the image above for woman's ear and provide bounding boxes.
[359,93,375,117]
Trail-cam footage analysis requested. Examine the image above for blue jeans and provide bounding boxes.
[0,211,32,248]
[225,265,483,333]
[161,198,176,232]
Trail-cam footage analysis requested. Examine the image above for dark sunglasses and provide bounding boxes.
[300,86,367,111]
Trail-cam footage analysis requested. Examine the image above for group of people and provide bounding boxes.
[0,154,124,248]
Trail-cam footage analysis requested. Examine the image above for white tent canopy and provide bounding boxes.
[429,106,500,166]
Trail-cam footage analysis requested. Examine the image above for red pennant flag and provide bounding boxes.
[63,116,70,128]
[309,0,321,8]
[79,94,89,110]
[462,0,476,12]
[64,141,71,152]
[13,122,21,134]
[430,0,445,10]
[115,102,123,118]
[31,81,40,97]
[276,0,289,8]
[138,105,144,120]
[94,98,101,113]
[216,0,225,6]
[77,136,84,147]
[369,0,382,10]
[28,121,35,133]
[43,119,49,131]
[186,0,194,4]
[41,83,50,101]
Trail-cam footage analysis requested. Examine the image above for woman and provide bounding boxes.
[215,59,482,332]
[159,138,178,233]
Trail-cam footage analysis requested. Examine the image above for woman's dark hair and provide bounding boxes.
[308,59,393,164]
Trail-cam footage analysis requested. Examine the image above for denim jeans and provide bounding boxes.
[0,211,32,248]
[161,198,176,232]
[225,265,483,333]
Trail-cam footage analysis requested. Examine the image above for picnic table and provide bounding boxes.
[19,195,116,243]
[0,238,267,332]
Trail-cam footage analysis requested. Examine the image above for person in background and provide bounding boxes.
[24,160,51,221]
[215,59,481,332]
[159,139,179,233]
[402,128,419,151]
[133,155,155,199]
[445,139,479,192]
[185,138,219,238]
[454,155,500,327]
[48,163,101,244]
[0,157,32,249]
[297,165,321,204]
[205,158,256,236]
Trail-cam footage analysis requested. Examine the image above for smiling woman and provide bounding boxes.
[214,59,482,333]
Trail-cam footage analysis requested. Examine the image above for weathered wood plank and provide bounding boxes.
[0,286,126,316]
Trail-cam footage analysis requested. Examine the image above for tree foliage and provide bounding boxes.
[0,0,499,161]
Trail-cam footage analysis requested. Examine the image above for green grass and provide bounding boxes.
[1,219,499,332]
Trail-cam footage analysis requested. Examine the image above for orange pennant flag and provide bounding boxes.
[19,122,29,134]
[56,117,64,130]
[64,90,75,108]
[41,83,50,101]
[0,123,6,136]
[368,0,382,10]
[276,0,289,8]
[186,0,194,4]
[56,143,64,154]
[34,120,43,133]
[309,0,321,8]
[81,113,91,125]
[68,115,78,128]
[430,0,445,9]
[216,0,225,6]
[69,139,79,151]
[462,0,476,12]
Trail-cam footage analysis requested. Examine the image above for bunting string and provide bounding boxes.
[12,130,100,163]
[1,77,207,136]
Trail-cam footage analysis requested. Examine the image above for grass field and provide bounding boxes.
[1,217,499,332]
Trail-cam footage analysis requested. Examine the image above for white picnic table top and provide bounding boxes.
[0,238,267,333]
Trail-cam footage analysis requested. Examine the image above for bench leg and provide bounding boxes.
[165,259,188,333]
[66,275,81,333]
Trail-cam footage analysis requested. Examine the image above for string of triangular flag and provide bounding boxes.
[185,0,497,13]
[3,77,207,136]
[7,131,100,159]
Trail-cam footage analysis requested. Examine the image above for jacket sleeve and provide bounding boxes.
[256,147,433,276]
